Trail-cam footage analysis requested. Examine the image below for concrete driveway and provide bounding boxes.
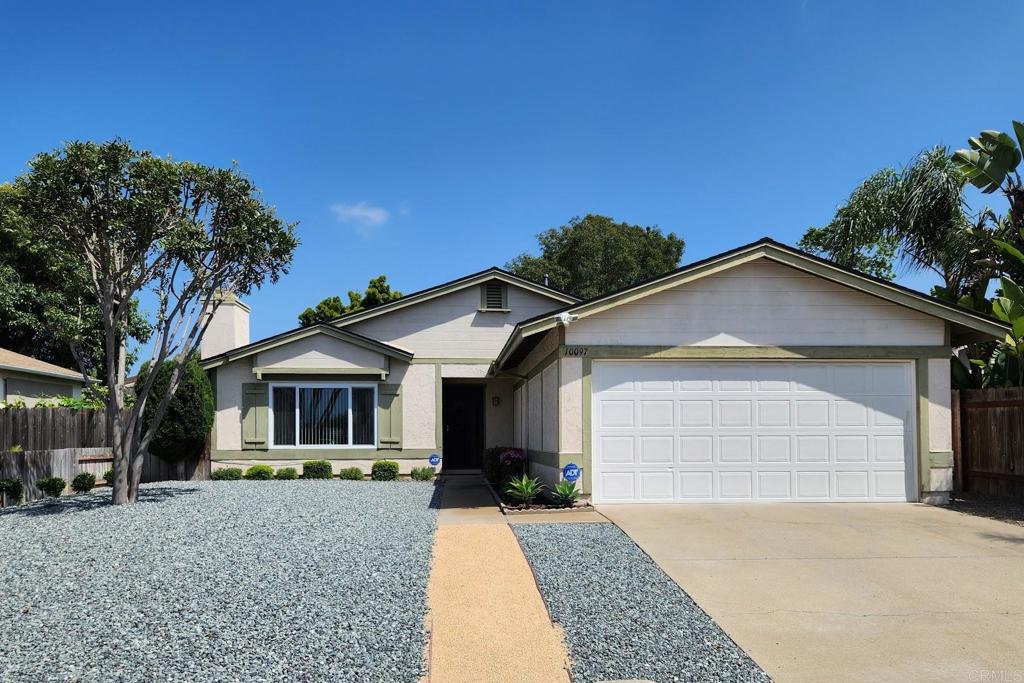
[600,503,1024,683]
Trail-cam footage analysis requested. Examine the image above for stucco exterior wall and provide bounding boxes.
[565,260,946,347]
[513,384,525,448]
[212,358,250,451]
[927,358,953,453]
[402,363,437,449]
[345,283,561,358]
[541,362,558,453]
[527,373,543,452]
[559,357,583,454]
[484,378,514,447]
[0,371,80,406]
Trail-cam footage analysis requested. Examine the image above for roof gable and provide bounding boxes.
[331,267,577,328]
[0,347,84,381]
[496,238,1009,369]
[199,324,414,369]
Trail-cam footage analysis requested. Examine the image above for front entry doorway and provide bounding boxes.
[441,383,485,470]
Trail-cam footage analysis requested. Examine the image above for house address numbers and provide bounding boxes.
[563,346,589,357]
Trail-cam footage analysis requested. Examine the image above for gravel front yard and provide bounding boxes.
[0,480,441,682]
[513,522,770,683]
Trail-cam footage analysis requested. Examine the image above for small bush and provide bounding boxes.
[0,479,24,505]
[274,467,299,480]
[243,464,274,480]
[37,477,66,498]
[338,467,364,480]
[211,467,243,481]
[371,460,400,481]
[505,474,544,506]
[72,472,97,493]
[550,481,580,507]
[102,468,115,484]
[410,466,436,481]
[302,460,333,479]
[482,446,527,483]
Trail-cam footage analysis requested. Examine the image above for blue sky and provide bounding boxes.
[2,1,1022,345]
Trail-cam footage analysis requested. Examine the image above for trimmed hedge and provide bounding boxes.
[37,477,66,497]
[211,467,243,481]
[338,467,364,481]
[243,465,274,480]
[302,460,333,479]
[410,466,435,481]
[0,479,24,504]
[274,467,299,480]
[102,468,114,484]
[371,460,400,481]
[71,472,96,493]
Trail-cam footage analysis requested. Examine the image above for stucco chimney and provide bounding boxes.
[200,291,250,359]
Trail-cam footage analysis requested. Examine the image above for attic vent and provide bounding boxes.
[481,282,507,311]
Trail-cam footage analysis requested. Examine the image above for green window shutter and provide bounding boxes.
[377,383,402,449]
[241,383,268,450]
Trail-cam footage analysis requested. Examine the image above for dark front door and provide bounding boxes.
[442,384,485,469]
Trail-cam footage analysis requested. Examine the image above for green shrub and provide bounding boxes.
[371,460,400,481]
[102,468,115,484]
[211,467,243,481]
[37,477,66,498]
[504,474,544,506]
[482,446,526,483]
[410,466,436,481]
[71,472,96,493]
[302,460,333,479]
[243,464,274,480]
[274,467,298,480]
[338,467,364,480]
[550,481,580,507]
[0,479,24,505]
[137,354,214,462]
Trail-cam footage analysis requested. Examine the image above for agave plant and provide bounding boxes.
[550,481,580,508]
[504,474,545,506]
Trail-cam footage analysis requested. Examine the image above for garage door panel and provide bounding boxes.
[593,361,914,503]
[639,471,674,499]
[639,436,673,464]
[679,436,713,463]
[757,435,791,463]
[719,436,753,463]
[758,471,792,498]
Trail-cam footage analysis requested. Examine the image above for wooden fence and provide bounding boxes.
[953,388,1024,499]
[0,407,209,503]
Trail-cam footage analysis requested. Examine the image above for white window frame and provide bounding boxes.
[267,382,378,449]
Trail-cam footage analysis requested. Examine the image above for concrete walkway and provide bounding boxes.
[424,476,570,683]
[602,503,1024,683]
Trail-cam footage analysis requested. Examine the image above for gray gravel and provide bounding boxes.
[513,522,770,683]
[0,480,441,682]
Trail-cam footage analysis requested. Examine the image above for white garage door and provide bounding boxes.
[591,361,916,503]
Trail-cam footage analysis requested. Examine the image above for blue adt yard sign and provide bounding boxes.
[428,454,441,467]
[562,463,580,483]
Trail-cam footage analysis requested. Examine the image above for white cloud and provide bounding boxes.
[330,201,391,238]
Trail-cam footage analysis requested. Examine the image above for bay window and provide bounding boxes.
[269,384,376,448]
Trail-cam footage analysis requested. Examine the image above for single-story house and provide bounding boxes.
[0,347,87,406]
[200,238,1007,505]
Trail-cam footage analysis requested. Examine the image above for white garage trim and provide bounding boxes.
[591,360,918,504]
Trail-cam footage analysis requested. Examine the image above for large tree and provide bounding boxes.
[798,147,998,305]
[0,185,150,375]
[10,140,297,504]
[506,214,685,299]
[298,274,402,326]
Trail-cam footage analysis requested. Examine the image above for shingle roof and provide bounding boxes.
[0,347,84,381]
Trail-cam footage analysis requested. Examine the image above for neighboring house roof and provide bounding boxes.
[330,267,579,328]
[0,347,85,382]
[496,237,1011,370]
[199,323,415,369]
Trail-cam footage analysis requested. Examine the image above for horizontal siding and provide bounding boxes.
[346,284,560,359]
[566,260,946,347]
